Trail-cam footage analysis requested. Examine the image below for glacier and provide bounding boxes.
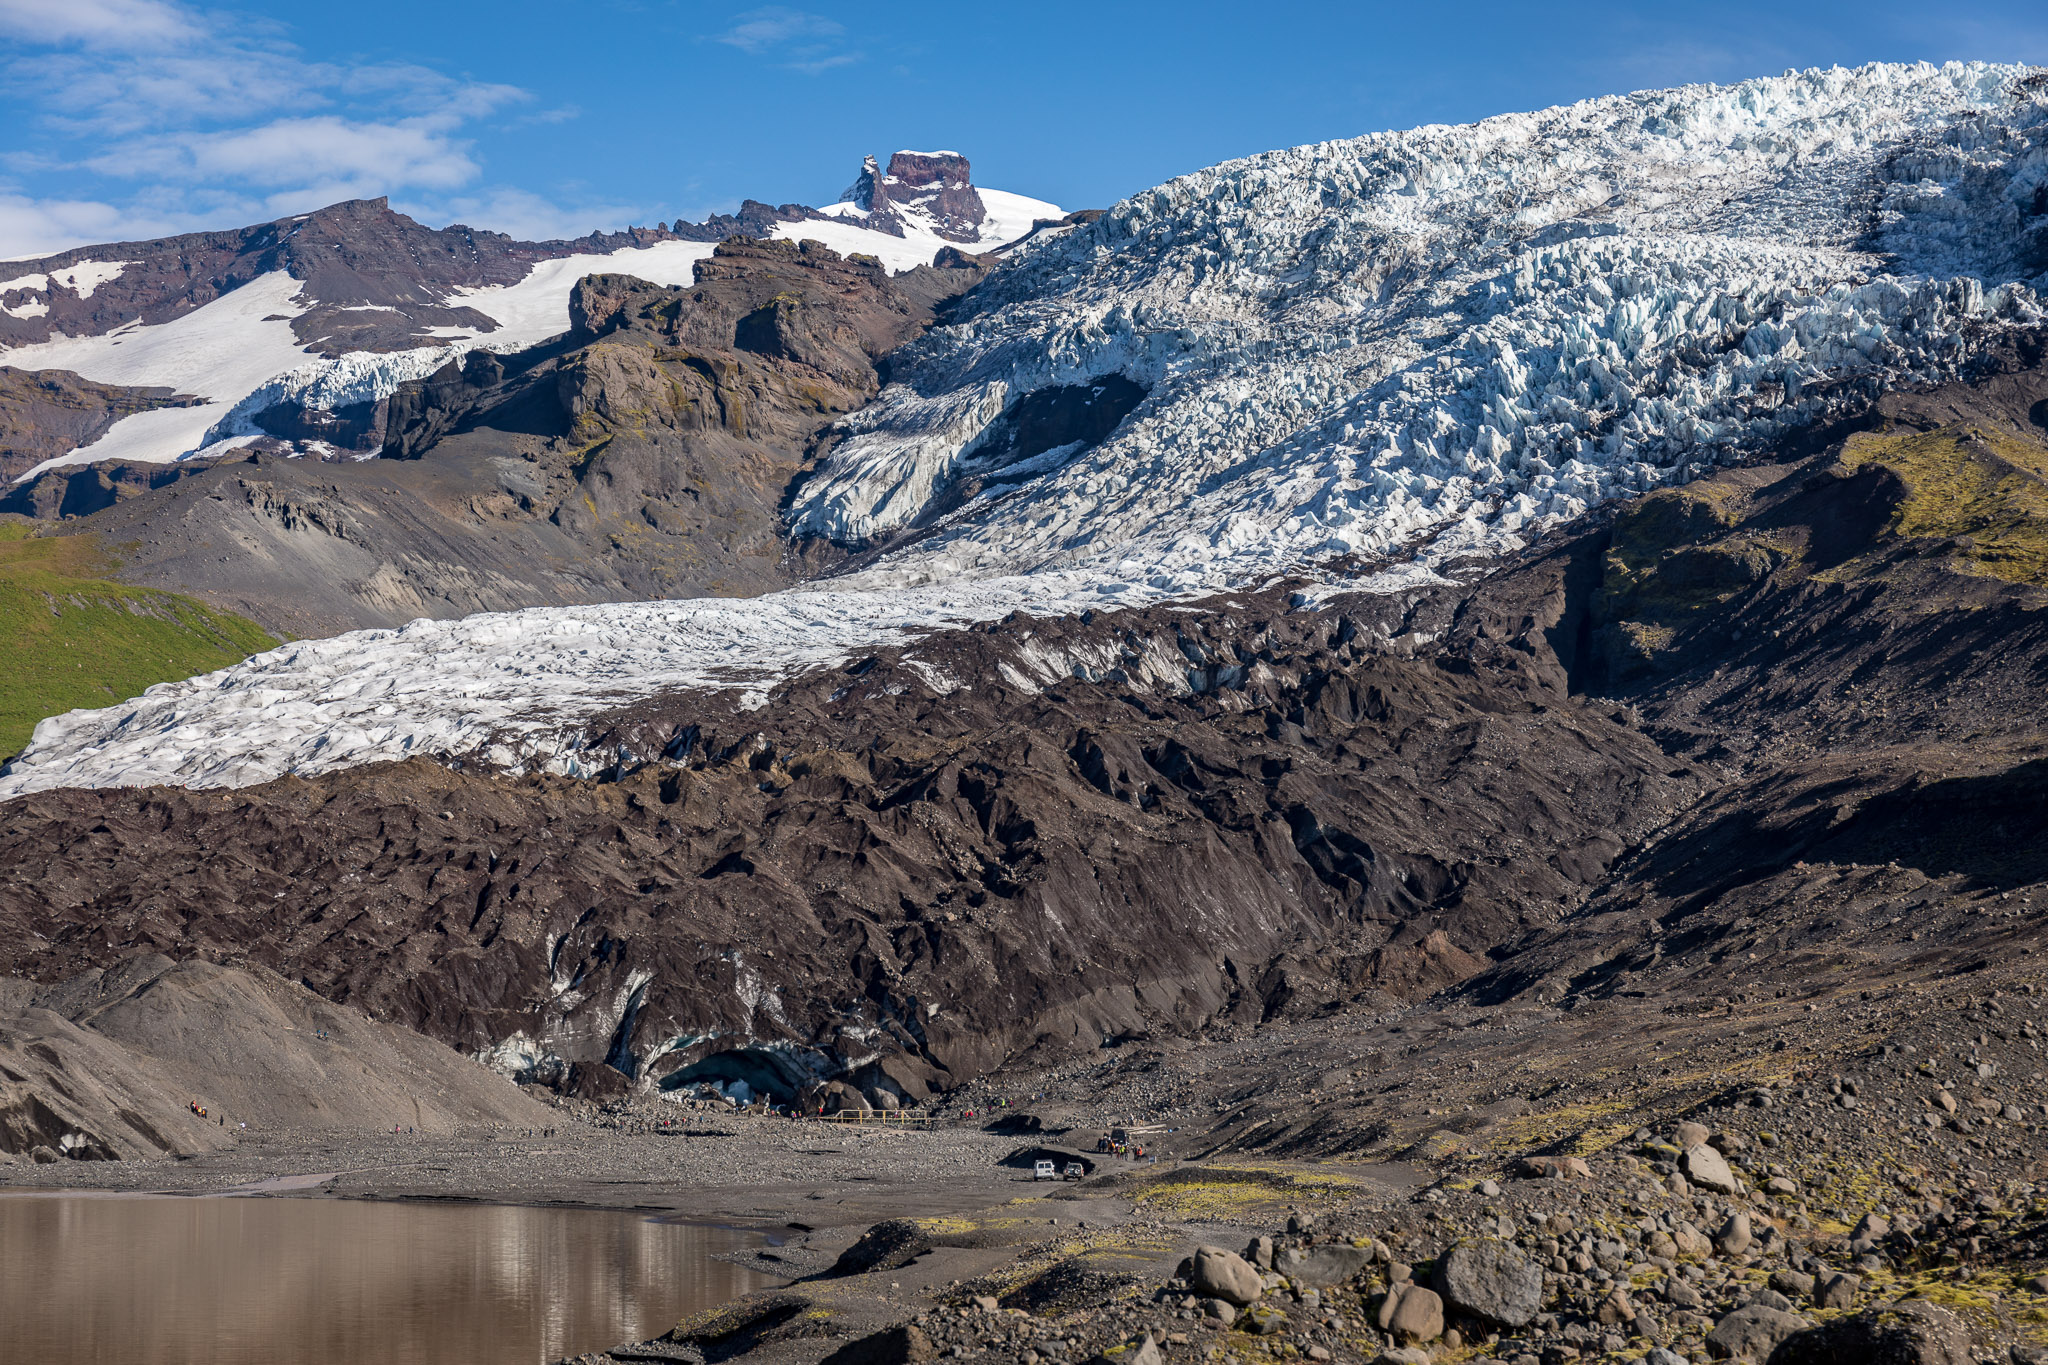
[4,60,2047,798]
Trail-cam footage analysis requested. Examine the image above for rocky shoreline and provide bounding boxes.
[11,936,2048,1365]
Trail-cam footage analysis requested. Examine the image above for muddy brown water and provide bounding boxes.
[0,1193,773,1364]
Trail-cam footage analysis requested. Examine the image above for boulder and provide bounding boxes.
[1714,1212,1753,1256]
[831,1219,933,1276]
[1239,1305,1288,1335]
[1769,1300,1973,1364]
[1672,1221,1713,1257]
[1769,1269,1816,1299]
[1091,1334,1162,1365]
[1682,1143,1742,1195]
[1277,1243,1372,1288]
[1705,1304,1811,1360]
[1814,1272,1860,1309]
[1517,1154,1591,1179]
[1596,1288,1636,1325]
[1387,1285,1444,1343]
[822,1080,871,1115]
[1435,1238,1543,1327]
[1676,1120,1711,1148]
[1200,1299,1237,1327]
[1189,1246,1263,1307]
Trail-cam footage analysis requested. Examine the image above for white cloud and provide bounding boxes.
[96,117,484,191]
[0,0,198,49]
[712,6,861,73]
[0,0,566,257]
[715,7,844,54]
[0,189,201,259]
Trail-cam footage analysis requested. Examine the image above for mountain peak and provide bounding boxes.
[832,149,987,242]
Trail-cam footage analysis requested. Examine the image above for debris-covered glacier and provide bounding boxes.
[5,61,2046,798]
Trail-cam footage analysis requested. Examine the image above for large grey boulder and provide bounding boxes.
[1435,1238,1543,1327]
[1682,1142,1742,1195]
[1769,1300,1974,1365]
[1188,1246,1263,1306]
[1705,1304,1811,1359]
[1386,1285,1444,1343]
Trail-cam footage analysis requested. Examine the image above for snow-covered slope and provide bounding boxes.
[4,170,1060,477]
[193,241,725,453]
[787,181,1064,272]
[6,61,2046,798]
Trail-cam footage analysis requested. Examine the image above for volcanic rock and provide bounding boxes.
[1705,1304,1812,1359]
[1275,1243,1372,1287]
[1435,1238,1543,1327]
[1188,1247,1262,1306]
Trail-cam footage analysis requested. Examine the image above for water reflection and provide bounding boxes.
[0,1194,770,1365]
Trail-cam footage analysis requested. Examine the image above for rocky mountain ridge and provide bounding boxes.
[834,151,991,241]
[1,238,991,640]
[0,151,1063,478]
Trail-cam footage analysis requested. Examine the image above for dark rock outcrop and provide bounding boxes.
[0,368,200,483]
[0,567,1691,1098]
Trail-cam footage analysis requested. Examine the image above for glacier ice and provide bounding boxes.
[5,61,2047,798]
[791,60,2048,599]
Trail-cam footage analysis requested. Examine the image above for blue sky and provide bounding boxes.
[2,0,2045,258]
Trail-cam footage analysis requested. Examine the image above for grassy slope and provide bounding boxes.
[0,523,279,761]
[1838,423,2048,585]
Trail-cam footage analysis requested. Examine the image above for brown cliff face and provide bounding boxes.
[0,368,199,484]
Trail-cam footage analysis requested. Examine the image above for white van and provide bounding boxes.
[1033,1160,1056,1181]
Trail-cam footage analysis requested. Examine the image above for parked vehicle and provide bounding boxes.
[1062,1162,1085,1181]
[1033,1160,1056,1181]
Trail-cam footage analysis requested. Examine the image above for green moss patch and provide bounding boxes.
[0,528,277,760]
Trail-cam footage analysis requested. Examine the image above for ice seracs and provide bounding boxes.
[4,61,2046,798]
[789,61,2048,603]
